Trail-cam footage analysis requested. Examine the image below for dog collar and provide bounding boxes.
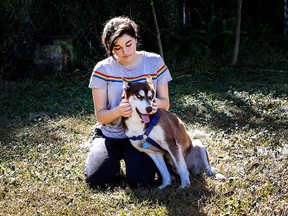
[128,111,165,151]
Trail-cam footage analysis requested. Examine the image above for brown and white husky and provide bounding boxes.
[122,76,218,189]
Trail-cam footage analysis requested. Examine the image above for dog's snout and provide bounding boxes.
[146,106,153,113]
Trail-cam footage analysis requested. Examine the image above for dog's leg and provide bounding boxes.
[174,158,190,188]
[188,139,215,176]
[147,153,171,189]
[202,151,215,177]
[166,148,190,189]
[195,140,227,179]
[195,139,215,176]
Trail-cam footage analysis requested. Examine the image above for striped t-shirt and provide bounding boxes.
[89,51,172,138]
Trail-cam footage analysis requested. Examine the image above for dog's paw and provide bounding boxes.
[204,167,215,177]
[179,183,190,189]
[158,183,170,190]
[179,179,190,189]
[158,178,171,189]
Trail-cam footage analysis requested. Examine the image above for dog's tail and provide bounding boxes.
[185,139,215,176]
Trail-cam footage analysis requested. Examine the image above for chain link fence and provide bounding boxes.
[0,0,284,80]
[1,0,171,80]
[0,1,117,80]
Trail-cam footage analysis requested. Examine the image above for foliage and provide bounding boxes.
[159,2,238,64]
[0,0,286,80]
[170,8,236,58]
[0,50,287,215]
[0,0,36,80]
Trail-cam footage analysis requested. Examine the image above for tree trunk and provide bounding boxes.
[183,0,187,28]
[285,0,288,35]
[232,0,242,65]
[151,0,164,60]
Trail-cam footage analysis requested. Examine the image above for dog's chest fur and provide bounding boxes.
[124,115,166,153]
[124,117,145,138]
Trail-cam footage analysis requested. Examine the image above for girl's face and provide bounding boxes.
[113,34,137,66]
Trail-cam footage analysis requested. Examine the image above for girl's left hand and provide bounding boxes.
[151,99,158,114]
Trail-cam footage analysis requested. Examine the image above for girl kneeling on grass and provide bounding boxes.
[84,16,172,188]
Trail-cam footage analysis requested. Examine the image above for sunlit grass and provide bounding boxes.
[0,63,287,215]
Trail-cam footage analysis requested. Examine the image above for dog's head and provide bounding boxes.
[122,76,155,123]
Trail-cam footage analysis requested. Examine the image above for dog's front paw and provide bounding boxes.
[158,182,171,189]
[180,179,190,189]
[158,178,171,189]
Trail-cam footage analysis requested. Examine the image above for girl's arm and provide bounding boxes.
[152,83,170,112]
[92,88,132,124]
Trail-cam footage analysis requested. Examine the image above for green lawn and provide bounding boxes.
[0,62,287,215]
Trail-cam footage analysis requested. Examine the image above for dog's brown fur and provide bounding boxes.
[123,76,215,189]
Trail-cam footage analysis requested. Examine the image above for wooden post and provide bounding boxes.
[285,0,288,35]
[151,0,164,60]
[232,0,242,65]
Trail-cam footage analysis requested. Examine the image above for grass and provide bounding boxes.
[0,57,288,215]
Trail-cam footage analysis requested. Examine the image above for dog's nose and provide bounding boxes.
[146,106,153,113]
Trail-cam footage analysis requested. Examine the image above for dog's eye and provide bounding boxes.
[149,95,154,100]
[136,94,143,99]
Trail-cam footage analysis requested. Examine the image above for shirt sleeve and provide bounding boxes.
[155,55,172,88]
[88,63,108,89]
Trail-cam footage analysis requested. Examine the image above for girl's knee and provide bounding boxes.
[85,171,111,188]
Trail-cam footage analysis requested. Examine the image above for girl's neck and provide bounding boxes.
[117,52,143,69]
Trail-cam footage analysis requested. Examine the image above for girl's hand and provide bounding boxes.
[118,99,132,117]
[151,99,158,114]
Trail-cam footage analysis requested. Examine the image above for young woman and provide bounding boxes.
[84,16,172,188]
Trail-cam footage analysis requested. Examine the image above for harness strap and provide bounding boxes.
[128,111,165,151]
[145,137,164,151]
[144,111,160,136]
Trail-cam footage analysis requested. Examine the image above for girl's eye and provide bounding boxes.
[114,43,131,51]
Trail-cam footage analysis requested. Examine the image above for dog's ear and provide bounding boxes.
[146,75,152,84]
[122,78,130,99]
[146,75,155,91]
[122,78,130,91]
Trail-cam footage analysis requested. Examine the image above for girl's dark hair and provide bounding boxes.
[101,16,139,57]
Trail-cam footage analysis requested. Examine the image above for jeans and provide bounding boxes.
[84,129,159,188]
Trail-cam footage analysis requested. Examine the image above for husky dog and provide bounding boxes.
[122,76,216,189]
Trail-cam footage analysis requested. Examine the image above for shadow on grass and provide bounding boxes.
[131,175,213,216]
[1,67,287,169]
[170,68,288,133]
[87,174,213,216]
[1,67,287,140]
[0,71,93,142]
[1,66,287,214]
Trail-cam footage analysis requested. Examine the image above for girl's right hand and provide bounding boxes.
[118,99,132,117]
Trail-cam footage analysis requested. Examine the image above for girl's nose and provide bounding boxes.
[122,47,128,54]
